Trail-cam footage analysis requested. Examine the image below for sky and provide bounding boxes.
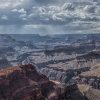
[0,0,100,34]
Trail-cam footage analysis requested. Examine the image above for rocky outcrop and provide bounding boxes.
[0,64,89,100]
[76,75,100,90]
[74,64,100,90]
[40,67,90,84]
[0,64,75,100]
[0,64,48,100]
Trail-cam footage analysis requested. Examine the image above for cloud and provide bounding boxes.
[83,5,96,13]
[28,2,100,25]
[0,0,100,34]
[0,0,26,9]
[1,15,8,20]
[0,0,100,25]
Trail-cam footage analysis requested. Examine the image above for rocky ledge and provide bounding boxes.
[0,64,89,100]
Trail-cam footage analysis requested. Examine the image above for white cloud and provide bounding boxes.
[62,3,75,10]
[0,0,26,9]
[11,9,18,12]
[83,5,96,13]
[1,15,8,20]
[0,1,100,25]
[28,2,100,24]
[0,0,100,34]
[18,8,26,14]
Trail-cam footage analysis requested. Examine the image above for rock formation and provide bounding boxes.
[0,64,48,100]
[0,64,99,100]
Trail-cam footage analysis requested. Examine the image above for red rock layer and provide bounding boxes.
[0,64,66,100]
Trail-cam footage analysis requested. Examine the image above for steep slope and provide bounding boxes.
[77,64,100,89]
[78,84,100,100]
[0,64,89,100]
[0,64,48,100]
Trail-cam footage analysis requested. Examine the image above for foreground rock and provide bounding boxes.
[0,64,48,100]
[0,64,90,100]
[0,64,85,100]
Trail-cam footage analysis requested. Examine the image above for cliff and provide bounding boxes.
[0,64,48,100]
[0,64,75,100]
[0,64,89,100]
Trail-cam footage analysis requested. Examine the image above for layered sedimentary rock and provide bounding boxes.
[40,67,90,84]
[1,64,99,100]
[0,64,73,100]
[0,64,48,100]
[75,64,100,90]
[78,84,100,100]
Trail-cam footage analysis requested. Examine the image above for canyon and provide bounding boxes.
[0,64,88,100]
[0,34,100,100]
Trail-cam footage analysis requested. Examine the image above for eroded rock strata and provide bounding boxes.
[0,64,89,100]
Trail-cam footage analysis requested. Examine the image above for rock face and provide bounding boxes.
[75,64,100,90]
[40,67,90,84]
[0,64,71,100]
[0,64,48,100]
[78,84,100,100]
[0,64,93,100]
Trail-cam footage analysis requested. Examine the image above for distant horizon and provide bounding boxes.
[0,33,100,35]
